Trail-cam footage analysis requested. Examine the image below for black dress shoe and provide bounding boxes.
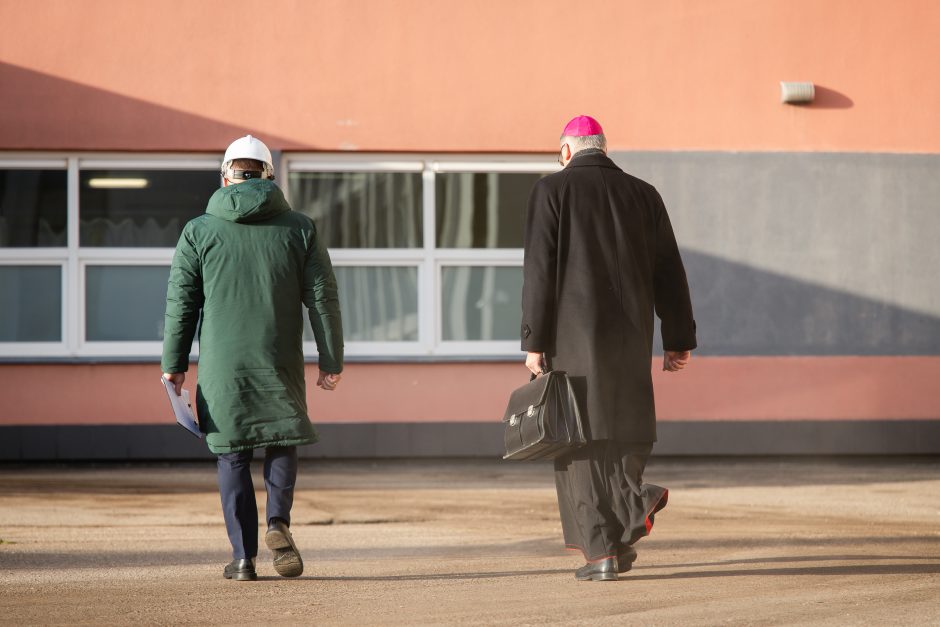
[265,518,303,577]
[618,545,638,573]
[223,558,257,581]
[575,557,619,581]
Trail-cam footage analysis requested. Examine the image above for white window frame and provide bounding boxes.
[0,158,69,356]
[78,254,175,357]
[1,152,558,359]
[285,154,558,357]
[434,255,525,356]
[286,156,429,357]
[0,256,69,356]
[75,156,218,358]
[0,153,219,358]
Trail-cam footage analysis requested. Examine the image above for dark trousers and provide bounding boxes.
[217,446,298,560]
[554,440,668,562]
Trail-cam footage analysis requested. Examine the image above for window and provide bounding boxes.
[287,156,554,356]
[0,265,62,341]
[441,266,523,341]
[79,169,217,247]
[303,266,420,343]
[75,159,217,355]
[85,265,171,341]
[290,171,422,248]
[436,172,541,248]
[0,168,67,247]
[289,167,426,353]
[335,266,420,341]
[1,154,556,359]
[0,161,68,355]
[0,156,217,357]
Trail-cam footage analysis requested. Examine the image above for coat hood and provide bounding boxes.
[206,179,291,223]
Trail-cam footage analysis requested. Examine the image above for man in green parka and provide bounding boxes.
[161,135,343,582]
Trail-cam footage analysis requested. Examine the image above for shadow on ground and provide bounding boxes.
[4,539,939,572]
[1,458,938,496]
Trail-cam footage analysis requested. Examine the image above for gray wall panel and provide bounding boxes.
[609,152,940,355]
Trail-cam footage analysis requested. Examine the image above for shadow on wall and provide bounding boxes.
[0,62,299,151]
[653,249,940,355]
[789,85,854,109]
[809,85,854,109]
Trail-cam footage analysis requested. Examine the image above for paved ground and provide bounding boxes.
[0,457,938,626]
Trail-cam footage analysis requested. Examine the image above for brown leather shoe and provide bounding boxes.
[265,519,303,577]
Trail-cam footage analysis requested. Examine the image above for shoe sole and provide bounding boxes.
[223,571,257,581]
[576,572,619,582]
[265,528,304,578]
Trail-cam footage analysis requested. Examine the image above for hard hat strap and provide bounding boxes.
[221,165,275,181]
[230,169,265,180]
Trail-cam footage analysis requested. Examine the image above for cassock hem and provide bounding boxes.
[564,544,617,562]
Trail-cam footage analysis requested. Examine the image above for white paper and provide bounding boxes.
[161,377,203,439]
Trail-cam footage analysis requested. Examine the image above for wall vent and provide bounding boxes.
[780,82,815,104]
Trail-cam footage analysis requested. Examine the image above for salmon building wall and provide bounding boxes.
[0,0,938,458]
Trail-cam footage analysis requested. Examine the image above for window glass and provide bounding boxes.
[436,172,546,248]
[441,266,522,341]
[0,266,62,341]
[303,266,419,342]
[0,170,67,247]
[290,172,422,248]
[85,266,170,341]
[79,170,217,247]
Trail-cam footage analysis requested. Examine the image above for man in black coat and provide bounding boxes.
[521,115,696,581]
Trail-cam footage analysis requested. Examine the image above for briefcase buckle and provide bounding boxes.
[527,405,535,417]
[509,415,519,426]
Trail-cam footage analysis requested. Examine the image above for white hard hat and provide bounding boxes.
[221,135,274,180]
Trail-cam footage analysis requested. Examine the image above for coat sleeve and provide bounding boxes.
[303,228,344,374]
[652,190,697,352]
[161,223,204,373]
[521,178,559,353]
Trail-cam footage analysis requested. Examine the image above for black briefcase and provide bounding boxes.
[502,370,586,461]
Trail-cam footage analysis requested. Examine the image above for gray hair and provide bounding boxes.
[560,133,608,154]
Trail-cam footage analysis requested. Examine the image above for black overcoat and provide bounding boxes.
[521,151,697,443]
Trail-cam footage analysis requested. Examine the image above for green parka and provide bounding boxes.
[161,179,343,454]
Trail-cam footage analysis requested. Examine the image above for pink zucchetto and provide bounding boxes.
[562,115,604,137]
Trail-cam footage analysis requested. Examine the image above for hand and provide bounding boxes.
[663,350,691,372]
[163,372,185,396]
[317,371,341,391]
[525,352,547,377]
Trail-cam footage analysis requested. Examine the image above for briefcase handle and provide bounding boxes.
[529,357,553,382]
